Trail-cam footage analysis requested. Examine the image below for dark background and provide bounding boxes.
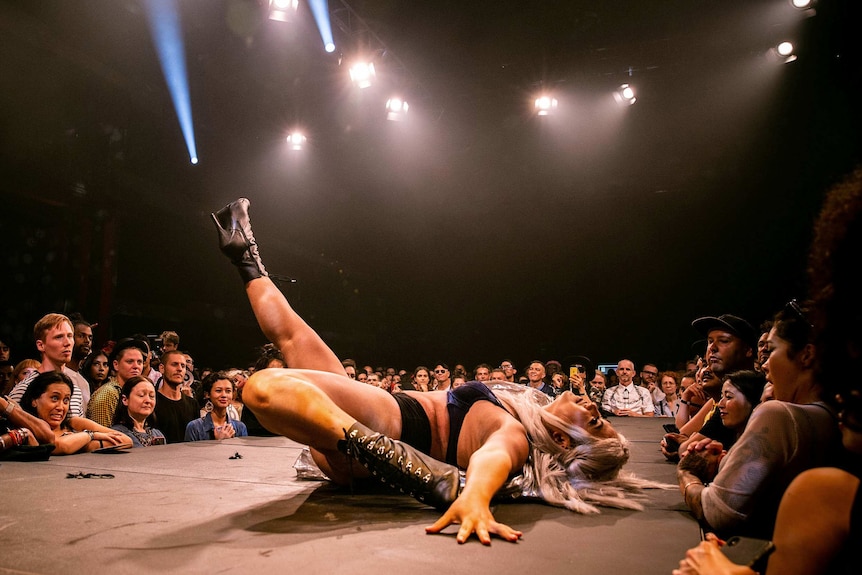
[2,0,860,372]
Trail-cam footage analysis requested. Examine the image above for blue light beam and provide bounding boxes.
[143,0,198,164]
[308,0,335,52]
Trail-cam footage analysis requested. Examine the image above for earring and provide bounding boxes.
[204,399,213,413]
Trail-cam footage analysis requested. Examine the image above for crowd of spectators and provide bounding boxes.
[4,168,862,570]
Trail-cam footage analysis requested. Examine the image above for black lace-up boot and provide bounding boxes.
[339,421,461,511]
[211,197,268,284]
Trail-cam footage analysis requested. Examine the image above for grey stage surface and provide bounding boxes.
[1,417,699,575]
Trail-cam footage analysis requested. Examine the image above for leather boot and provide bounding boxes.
[339,421,461,511]
[211,197,268,284]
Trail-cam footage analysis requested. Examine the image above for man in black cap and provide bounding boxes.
[86,337,149,427]
[692,314,757,380]
[662,314,757,459]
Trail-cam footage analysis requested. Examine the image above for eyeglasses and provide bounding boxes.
[500,364,513,369]
[434,369,448,374]
[642,371,658,377]
[785,299,814,328]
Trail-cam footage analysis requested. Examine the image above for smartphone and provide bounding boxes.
[663,423,680,434]
[720,536,775,568]
[569,365,585,378]
[664,436,680,453]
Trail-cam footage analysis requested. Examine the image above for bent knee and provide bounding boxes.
[244,370,282,411]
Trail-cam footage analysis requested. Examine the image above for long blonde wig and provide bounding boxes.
[489,382,669,514]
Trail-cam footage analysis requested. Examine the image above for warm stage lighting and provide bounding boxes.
[614,83,637,106]
[774,41,798,63]
[349,61,376,89]
[287,131,307,150]
[386,97,409,121]
[268,0,298,22]
[534,95,558,116]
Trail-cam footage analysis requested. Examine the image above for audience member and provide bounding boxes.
[159,330,180,354]
[676,302,841,539]
[153,350,199,443]
[66,314,93,374]
[0,337,10,363]
[672,166,862,575]
[0,361,13,398]
[408,366,430,391]
[452,375,467,389]
[755,320,773,373]
[525,360,556,398]
[80,351,110,393]
[587,370,608,406]
[490,367,507,381]
[1,393,53,451]
[185,372,248,441]
[8,359,40,396]
[20,371,130,454]
[432,363,452,391]
[654,371,681,417]
[602,359,654,417]
[499,359,517,382]
[110,375,166,447]
[714,370,765,440]
[86,337,148,428]
[8,314,89,417]
[473,363,492,382]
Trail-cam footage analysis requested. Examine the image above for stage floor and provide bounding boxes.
[1,417,698,575]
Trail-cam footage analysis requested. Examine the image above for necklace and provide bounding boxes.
[130,427,157,447]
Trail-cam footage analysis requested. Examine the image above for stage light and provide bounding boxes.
[534,95,558,116]
[774,41,797,63]
[790,0,814,9]
[386,97,409,121]
[614,83,637,106]
[268,0,298,22]
[349,61,376,89]
[191,156,198,165]
[143,0,198,165]
[287,131,307,150]
[309,0,336,53]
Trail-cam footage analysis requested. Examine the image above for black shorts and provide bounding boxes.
[392,393,432,455]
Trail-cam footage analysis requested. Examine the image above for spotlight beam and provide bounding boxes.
[308,0,335,52]
[143,0,198,164]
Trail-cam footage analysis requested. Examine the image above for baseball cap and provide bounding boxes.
[691,314,758,349]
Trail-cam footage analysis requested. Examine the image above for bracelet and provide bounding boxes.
[3,398,14,415]
[8,429,25,446]
[84,430,95,441]
[682,479,703,498]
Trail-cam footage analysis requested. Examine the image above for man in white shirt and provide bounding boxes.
[602,359,655,417]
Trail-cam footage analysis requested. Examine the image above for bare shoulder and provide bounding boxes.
[786,467,859,507]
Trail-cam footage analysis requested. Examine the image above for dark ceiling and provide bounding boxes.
[1,0,861,371]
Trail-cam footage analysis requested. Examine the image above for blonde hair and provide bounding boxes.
[490,383,669,514]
